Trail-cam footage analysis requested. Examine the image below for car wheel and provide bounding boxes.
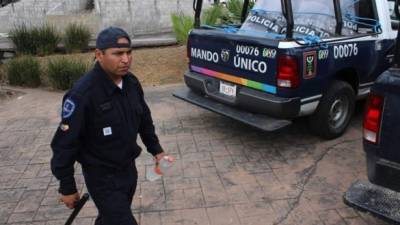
[308,80,355,139]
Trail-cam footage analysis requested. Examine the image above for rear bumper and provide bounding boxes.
[344,180,400,224]
[365,142,400,192]
[184,70,301,119]
[173,87,292,131]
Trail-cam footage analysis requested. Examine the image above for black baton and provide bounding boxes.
[64,193,90,225]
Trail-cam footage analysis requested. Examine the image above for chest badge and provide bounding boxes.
[103,127,112,136]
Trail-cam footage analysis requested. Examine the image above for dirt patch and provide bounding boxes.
[36,45,187,87]
[0,45,188,90]
[131,45,187,86]
[0,87,24,102]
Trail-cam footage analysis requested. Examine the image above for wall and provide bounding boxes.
[95,0,209,36]
[0,0,210,35]
[0,0,87,33]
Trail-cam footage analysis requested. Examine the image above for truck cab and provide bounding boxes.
[174,0,398,139]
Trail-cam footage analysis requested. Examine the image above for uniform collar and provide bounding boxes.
[94,62,133,97]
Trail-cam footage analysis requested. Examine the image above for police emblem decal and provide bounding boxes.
[221,49,230,62]
[62,98,76,119]
[303,51,317,79]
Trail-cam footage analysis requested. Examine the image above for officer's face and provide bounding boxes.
[96,37,132,78]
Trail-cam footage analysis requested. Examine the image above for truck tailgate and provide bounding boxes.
[188,29,280,95]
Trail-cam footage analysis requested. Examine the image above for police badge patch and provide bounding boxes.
[62,98,76,119]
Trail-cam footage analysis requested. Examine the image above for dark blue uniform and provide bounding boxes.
[51,62,163,225]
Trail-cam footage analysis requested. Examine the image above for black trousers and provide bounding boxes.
[82,163,138,225]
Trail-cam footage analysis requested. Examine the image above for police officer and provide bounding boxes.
[51,26,165,225]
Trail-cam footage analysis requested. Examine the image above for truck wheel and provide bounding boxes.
[308,80,355,139]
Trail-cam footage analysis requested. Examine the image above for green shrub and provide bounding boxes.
[64,23,91,53]
[10,24,60,56]
[171,0,255,44]
[220,0,255,24]
[36,25,61,56]
[7,56,41,87]
[9,24,36,55]
[85,0,95,10]
[226,0,243,22]
[0,64,6,84]
[171,13,194,44]
[48,58,89,90]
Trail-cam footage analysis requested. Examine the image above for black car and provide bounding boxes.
[364,68,400,191]
[343,1,400,223]
[344,68,400,224]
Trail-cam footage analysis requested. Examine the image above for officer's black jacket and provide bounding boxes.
[51,62,163,195]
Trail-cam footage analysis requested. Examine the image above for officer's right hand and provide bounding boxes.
[60,192,80,209]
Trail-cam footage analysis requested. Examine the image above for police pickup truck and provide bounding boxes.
[344,8,400,221]
[174,0,398,139]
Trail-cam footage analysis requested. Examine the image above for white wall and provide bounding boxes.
[0,0,87,33]
[0,0,209,35]
[95,0,207,36]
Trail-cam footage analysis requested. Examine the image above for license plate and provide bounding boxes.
[219,81,237,97]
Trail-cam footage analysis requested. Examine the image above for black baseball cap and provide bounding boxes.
[96,26,131,50]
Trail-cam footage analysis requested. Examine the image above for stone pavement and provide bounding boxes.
[0,84,391,225]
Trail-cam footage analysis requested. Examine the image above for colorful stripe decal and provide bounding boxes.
[191,65,277,94]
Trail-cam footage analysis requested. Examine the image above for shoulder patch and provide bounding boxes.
[62,98,76,119]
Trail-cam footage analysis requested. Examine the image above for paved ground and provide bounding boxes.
[0,84,391,225]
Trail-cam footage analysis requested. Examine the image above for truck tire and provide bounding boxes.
[308,80,355,139]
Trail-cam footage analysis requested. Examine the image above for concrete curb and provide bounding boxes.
[0,32,177,53]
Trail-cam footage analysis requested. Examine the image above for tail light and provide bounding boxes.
[277,55,299,88]
[363,93,384,144]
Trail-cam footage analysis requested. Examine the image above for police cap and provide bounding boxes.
[96,26,131,50]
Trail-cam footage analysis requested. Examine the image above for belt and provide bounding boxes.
[82,160,136,174]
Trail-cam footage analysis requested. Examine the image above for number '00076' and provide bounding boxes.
[334,43,358,59]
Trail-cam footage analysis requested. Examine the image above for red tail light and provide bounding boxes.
[277,55,299,88]
[363,93,384,144]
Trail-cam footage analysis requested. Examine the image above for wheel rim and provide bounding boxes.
[328,95,349,129]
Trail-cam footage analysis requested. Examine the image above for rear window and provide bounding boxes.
[388,0,400,29]
[239,0,378,38]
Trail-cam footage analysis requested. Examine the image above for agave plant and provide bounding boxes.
[171,13,194,44]
[202,4,225,25]
[170,0,254,45]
